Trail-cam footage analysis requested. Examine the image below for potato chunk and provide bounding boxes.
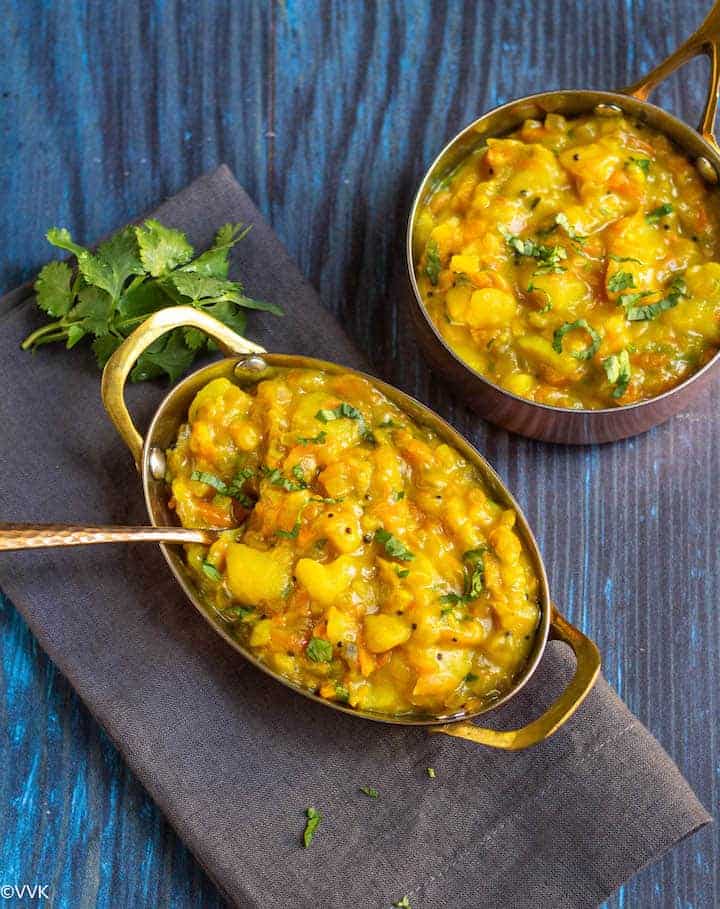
[363,614,412,653]
[295,555,358,607]
[226,543,292,606]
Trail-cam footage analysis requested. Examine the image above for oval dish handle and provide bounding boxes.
[101,305,265,469]
[429,608,601,751]
[623,0,720,148]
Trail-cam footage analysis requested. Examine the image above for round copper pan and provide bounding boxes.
[406,4,720,444]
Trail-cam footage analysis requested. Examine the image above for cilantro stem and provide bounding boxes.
[20,319,67,350]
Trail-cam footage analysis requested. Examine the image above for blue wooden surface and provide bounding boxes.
[0,1,718,906]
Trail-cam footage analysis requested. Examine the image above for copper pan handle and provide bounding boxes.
[623,0,720,148]
[101,306,265,470]
[428,607,601,751]
[0,523,216,551]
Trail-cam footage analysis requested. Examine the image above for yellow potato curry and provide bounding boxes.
[414,112,720,408]
[165,368,540,717]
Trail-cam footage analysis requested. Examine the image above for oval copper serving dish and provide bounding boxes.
[98,306,600,750]
[406,2,720,444]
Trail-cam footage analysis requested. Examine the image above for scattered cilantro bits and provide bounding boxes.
[427,767,436,779]
[302,807,321,848]
[393,898,412,908]
[359,786,379,798]
[22,220,282,382]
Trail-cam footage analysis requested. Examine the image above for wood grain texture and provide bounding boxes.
[0,0,717,906]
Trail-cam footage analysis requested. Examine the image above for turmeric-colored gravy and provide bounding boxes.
[165,369,540,717]
[414,113,720,408]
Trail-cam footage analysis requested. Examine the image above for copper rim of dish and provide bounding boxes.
[405,3,720,443]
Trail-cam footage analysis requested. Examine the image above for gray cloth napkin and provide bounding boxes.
[0,166,710,909]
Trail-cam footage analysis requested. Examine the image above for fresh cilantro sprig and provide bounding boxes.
[22,220,282,382]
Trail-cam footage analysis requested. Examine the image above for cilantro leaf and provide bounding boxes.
[552,320,601,360]
[374,528,414,561]
[359,786,379,798]
[34,261,74,317]
[629,157,651,175]
[646,203,674,224]
[46,227,89,259]
[131,329,196,383]
[69,286,114,336]
[306,638,333,662]
[603,349,631,398]
[91,334,123,368]
[135,219,193,276]
[624,273,687,321]
[201,562,223,582]
[425,239,441,285]
[607,271,635,293]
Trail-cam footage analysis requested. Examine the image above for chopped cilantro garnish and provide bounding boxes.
[374,528,415,561]
[427,767,436,779]
[261,465,308,492]
[425,239,441,285]
[201,562,222,582]
[396,568,410,579]
[359,786,379,798]
[334,684,349,702]
[555,212,586,243]
[603,350,631,399]
[607,271,635,293]
[438,548,486,607]
[465,672,479,682]
[552,320,601,360]
[393,898,411,909]
[625,273,687,321]
[297,430,327,445]
[316,402,363,422]
[609,253,643,264]
[302,807,321,847]
[629,157,650,175]
[499,226,567,273]
[306,637,333,662]
[223,605,254,622]
[275,516,301,539]
[191,469,254,507]
[646,202,674,224]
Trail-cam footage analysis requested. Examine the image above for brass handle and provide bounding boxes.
[101,305,266,469]
[624,0,720,147]
[0,523,217,551]
[429,607,601,751]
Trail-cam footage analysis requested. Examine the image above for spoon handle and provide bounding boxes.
[0,524,216,551]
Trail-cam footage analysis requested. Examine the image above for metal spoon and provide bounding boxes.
[0,524,217,551]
